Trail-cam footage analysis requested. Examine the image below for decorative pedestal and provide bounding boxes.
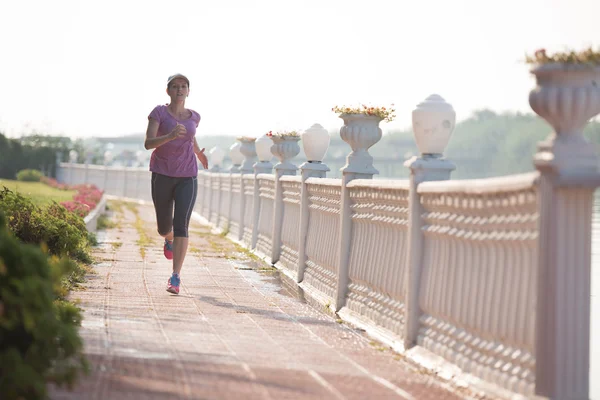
[530,63,600,400]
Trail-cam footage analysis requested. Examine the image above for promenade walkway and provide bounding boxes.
[50,200,488,400]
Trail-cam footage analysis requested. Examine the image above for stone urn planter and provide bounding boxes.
[271,135,301,172]
[339,113,382,175]
[529,62,600,173]
[411,94,456,156]
[237,137,257,173]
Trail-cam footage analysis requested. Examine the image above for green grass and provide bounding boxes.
[0,179,76,206]
[97,214,116,230]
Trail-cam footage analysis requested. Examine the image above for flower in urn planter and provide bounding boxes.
[332,104,396,122]
[525,47,600,66]
[331,104,394,175]
[266,130,301,138]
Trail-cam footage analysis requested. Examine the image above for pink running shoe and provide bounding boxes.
[163,239,173,260]
[167,273,180,294]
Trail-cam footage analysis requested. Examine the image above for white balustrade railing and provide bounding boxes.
[241,175,255,246]
[57,78,600,399]
[216,174,231,231]
[254,175,275,258]
[302,179,342,305]
[417,172,539,394]
[345,179,411,338]
[278,176,302,275]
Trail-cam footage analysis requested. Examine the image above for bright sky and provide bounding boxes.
[0,0,598,139]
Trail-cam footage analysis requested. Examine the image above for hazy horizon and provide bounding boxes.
[0,0,598,140]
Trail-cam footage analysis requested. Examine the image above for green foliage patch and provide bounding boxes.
[0,180,76,207]
[0,188,92,264]
[16,169,44,182]
[0,211,88,399]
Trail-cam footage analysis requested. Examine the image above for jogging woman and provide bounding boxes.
[144,73,208,294]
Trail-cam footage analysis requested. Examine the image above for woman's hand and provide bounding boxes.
[169,123,187,140]
[196,148,208,169]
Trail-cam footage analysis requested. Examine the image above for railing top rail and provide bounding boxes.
[305,177,342,187]
[418,171,539,195]
[347,179,410,190]
[280,175,302,183]
[59,163,149,172]
[257,174,276,181]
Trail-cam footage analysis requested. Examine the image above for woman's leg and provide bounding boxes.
[171,176,198,275]
[151,172,175,239]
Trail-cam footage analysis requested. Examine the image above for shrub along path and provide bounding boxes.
[50,200,483,400]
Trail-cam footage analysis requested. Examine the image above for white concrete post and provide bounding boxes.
[297,161,329,282]
[122,168,128,197]
[270,135,301,264]
[54,151,63,182]
[403,156,455,349]
[298,124,331,282]
[134,151,144,200]
[102,151,112,193]
[196,172,206,217]
[205,172,213,222]
[335,114,382,311]
[84,151,93,185]
[238,138,257,241]
[228,142,244,233]
[403,95,457,349]
[136,169,142,200]
[68,150,77,185]
[251,135,274,249]
[529,63,600,400]
[207,147,226,224]
[214,174,222,225]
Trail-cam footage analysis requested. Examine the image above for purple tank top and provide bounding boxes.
[147,105,201,177]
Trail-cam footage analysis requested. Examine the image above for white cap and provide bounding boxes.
[167,73,189,87]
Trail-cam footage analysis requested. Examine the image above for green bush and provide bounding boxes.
[0,188,91,263]
[16,169,44,182]
[0,211,88,399]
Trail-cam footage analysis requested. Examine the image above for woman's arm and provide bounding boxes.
[193,137,208,169]
[144,119,186,150]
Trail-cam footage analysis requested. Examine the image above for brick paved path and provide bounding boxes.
[50,200,482,400]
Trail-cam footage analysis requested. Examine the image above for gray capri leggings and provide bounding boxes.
[151,172,198,238]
